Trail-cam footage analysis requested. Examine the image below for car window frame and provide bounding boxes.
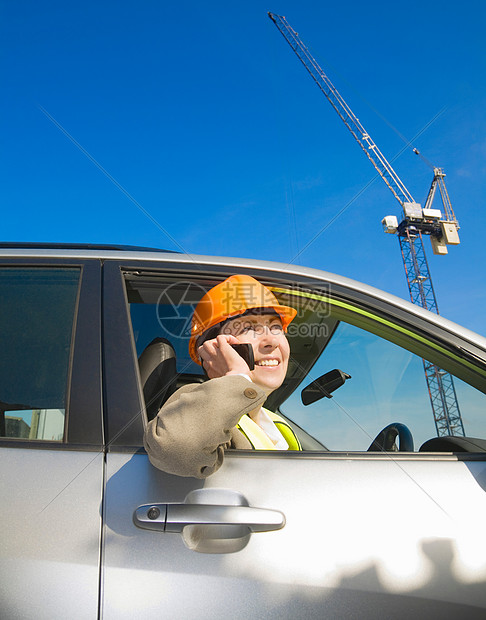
[103,259,486,456]
[0,257,103,449]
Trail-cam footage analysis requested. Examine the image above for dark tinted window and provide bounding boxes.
[0,267,80,440]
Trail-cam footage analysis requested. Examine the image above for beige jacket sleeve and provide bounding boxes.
[143,375,267,478]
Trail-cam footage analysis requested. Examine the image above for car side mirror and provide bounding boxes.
[301,369,351,405]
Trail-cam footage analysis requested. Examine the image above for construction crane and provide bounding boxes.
[268,12,465,437]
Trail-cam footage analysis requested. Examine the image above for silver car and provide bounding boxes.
[1,243,485,618]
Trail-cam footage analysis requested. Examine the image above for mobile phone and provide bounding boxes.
[231,343,255,370]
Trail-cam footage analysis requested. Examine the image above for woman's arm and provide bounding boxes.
[144,374,266,478]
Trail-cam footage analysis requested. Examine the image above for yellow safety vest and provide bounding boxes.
[237,408,302,451]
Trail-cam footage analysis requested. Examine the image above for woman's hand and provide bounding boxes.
[198,334,251,379]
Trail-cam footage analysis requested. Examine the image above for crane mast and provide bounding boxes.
[269,12,465,437]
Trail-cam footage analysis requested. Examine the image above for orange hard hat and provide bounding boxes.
[189,274,297,364]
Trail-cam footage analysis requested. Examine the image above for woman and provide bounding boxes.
[144,275,301,478]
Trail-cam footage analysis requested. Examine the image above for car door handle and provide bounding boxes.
[134,502,285,533]
[133,488,285,534]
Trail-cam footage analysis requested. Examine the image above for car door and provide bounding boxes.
[0,256,104,619]
[100,259,486,619]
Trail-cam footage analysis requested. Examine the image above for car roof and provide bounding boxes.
[0,242,178,253]
[1,242,485,352]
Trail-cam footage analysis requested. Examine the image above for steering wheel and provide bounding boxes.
[367,423,414,452]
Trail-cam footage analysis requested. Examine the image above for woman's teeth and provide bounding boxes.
[256,359,279,366]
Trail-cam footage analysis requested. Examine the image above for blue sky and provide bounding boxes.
[1,0,485,336]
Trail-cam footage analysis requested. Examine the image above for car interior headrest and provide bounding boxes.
[138,337,177,420]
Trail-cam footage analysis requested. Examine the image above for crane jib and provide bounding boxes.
[268,12,415,210]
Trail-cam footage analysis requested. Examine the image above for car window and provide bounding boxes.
[0,267,80,441]
[280,320,486,451]
[124,270,486,452]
